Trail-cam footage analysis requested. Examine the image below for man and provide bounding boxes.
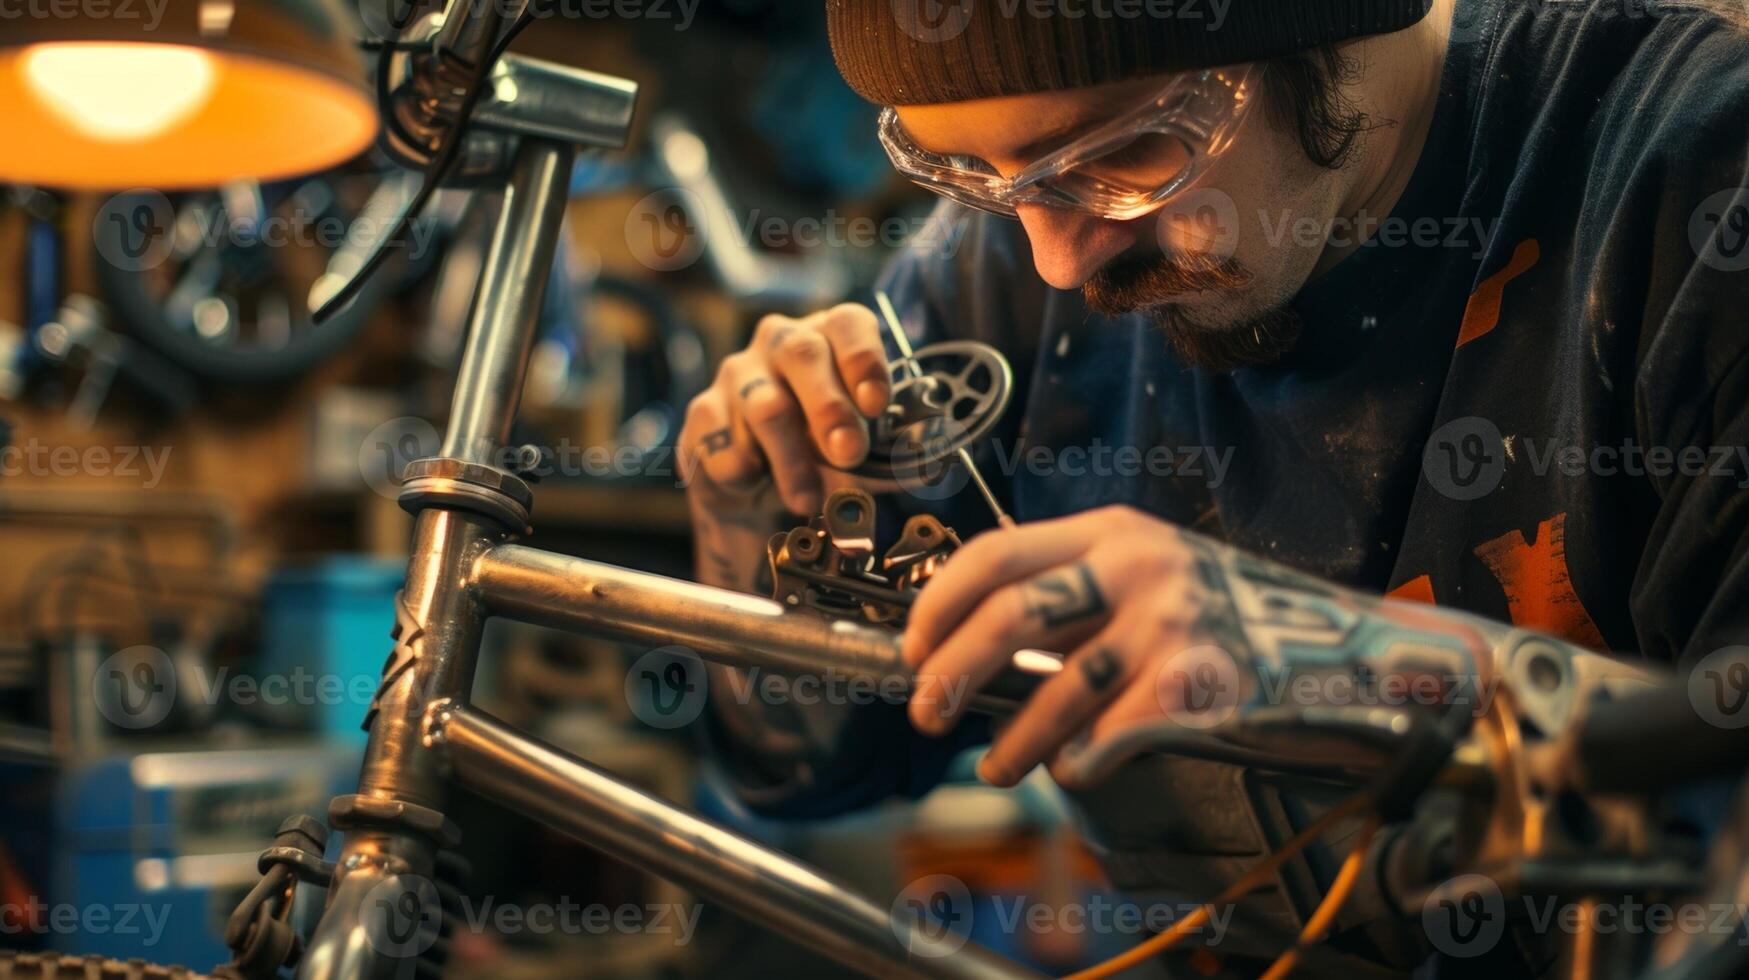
[679,0,1749,972]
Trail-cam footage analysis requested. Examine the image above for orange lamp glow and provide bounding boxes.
[21,44,219,143]
[0,0,379,189]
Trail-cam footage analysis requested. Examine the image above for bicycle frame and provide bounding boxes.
[286,14,1697,977]
[294,134,1045,980]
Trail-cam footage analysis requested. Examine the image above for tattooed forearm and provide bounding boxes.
[1172,529,1252,660]
[1170,525,1509,689]
[1172,527,1360,664]
[696,537,769,597]
[705,547,737,577]
[1020,560,1107,627]
[691,501,800,598]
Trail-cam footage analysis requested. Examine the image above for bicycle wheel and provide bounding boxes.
[91,165,416,386]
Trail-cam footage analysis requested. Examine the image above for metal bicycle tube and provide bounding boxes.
[435,703,1045,980]
[301,140,575,980]
[472,542,912,678]
[441,138,575,464]
[468,543,1052,711]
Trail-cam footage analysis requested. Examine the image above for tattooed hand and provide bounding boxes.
[679,304,894,517]
[902,505,1507,789]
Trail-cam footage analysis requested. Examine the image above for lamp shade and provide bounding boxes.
[0,0,378,189]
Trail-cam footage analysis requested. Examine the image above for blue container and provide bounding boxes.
[258,557,405,744]
[52,744,357,968]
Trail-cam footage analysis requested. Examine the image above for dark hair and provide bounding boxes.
[1259,44,1377,169]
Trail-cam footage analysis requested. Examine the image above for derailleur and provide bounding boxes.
[767,487,960,626]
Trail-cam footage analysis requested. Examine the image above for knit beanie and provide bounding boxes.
[828,0,1432,105]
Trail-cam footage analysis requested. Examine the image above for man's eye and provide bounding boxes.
[1079,132,1193,187]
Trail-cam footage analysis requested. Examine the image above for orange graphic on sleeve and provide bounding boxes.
[1456,238,1540,348]
[1387,574,1436,605]
[1473,512,1606,649]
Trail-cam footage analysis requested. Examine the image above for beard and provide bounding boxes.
[1083,251,1302,372]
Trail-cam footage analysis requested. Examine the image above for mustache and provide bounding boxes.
[1082,249,1253,316]
[1081,251,1300,372]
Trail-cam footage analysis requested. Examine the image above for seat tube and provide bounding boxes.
[442,137,576,464]
[301,140,575,980]
[357,133,576,816]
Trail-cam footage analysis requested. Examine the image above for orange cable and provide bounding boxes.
[1257,815,1383,980]
[1061,793,1374,980]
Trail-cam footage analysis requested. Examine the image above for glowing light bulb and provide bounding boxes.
[21,43,217,142]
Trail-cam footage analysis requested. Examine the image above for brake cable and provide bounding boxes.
[1062,791,1375,980]
[312,3,545,325]
[1063,698,1473,979]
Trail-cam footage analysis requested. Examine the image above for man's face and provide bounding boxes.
[895,72,1348,369]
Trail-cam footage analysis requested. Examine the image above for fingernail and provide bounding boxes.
[978,758,1011,786]
[909,697,944,736]
[855,380,888,416]
[827,424,866,467]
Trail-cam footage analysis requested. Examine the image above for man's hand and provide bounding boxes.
[681,304,902,796]
[901,505,1225,788]
[679,303,892,517]
[902,504,1503,790]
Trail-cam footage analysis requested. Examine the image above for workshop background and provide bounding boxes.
[0,4,1124,977]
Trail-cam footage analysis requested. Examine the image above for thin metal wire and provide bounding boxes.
[872,290,1013,528]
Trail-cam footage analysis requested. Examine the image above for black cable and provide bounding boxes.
[369,0,434,161]
[313,5,543,324]
[376,46,435,167]
[359,38,430,52]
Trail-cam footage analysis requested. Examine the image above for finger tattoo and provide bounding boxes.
[738,377,772,399]
[701,428,733,454]
[1020,561,1107,627]
[1079,647,1122,692]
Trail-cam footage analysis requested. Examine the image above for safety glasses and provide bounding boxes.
[877,64,1260,221]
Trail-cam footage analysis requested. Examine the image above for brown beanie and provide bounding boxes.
[828,0,1432,105]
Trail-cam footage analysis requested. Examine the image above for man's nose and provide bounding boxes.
[1015,205,1136,290]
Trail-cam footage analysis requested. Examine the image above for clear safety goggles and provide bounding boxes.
[877,64,1260,221]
